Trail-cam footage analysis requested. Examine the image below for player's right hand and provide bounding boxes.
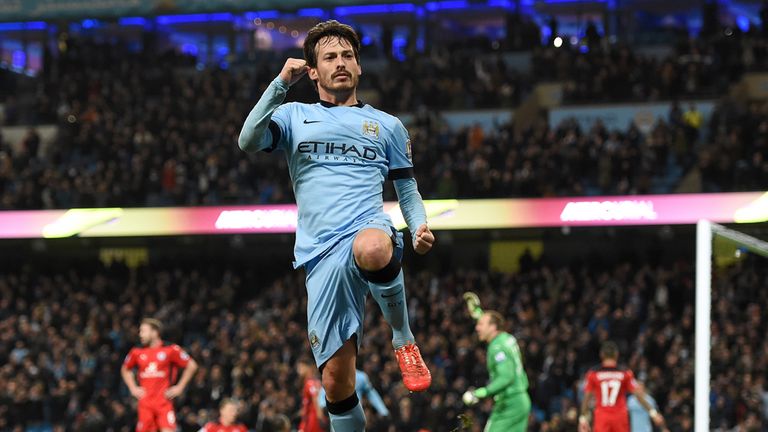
[130,386,145,399]
[463,292,483,320]
[278,58,309,87]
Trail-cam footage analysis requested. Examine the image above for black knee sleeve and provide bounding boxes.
[357,253,401,283]
[326,392,359,415]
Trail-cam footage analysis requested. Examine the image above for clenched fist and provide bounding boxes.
[279,58,309,86]
[413,224,434,255]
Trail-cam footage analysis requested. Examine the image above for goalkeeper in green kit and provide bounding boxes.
[462,292,531,432]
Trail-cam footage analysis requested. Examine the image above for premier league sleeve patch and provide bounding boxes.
[405,139,412,161]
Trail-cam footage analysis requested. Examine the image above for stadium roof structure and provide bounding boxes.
[2,0,492,22]
[4,0,764,22]
[535,0,763,14]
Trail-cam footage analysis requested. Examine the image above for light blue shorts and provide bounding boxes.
[304,220,404,367]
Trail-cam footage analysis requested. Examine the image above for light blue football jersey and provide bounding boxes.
[267,100,414,268]
[628,393,657,432]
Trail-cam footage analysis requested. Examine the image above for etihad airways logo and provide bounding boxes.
[298,141,378,162]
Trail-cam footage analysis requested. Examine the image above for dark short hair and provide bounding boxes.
[600,341,619,359]
[141,318,162,334]
[485,310,505,330]
[303,20,360,68]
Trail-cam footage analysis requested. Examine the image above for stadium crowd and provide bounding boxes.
[534,31,768,104]
[1,251,766,431]
[4,87,766,209]
[1,29,768,209]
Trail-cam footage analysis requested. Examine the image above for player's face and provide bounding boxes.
[220,402,238,425]
[138,323,157,346]
[308,36,361,94]
[475,314,494,342]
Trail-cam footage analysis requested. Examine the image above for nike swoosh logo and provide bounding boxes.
[382,289,402,298]
[303,119,322,124]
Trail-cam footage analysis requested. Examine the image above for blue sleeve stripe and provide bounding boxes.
[388,167,414,180]
[264,120,281,153]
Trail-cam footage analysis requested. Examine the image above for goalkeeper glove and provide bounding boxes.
[462,390,479,406]
[462,387,488,406]
[463,292,484,320]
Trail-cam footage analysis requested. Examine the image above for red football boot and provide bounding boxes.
[394,343,431,392]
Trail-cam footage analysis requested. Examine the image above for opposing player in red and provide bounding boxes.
[121,318,199,432]
[199,399,247,432]
[579,341,664,432]
[297,356,327,432]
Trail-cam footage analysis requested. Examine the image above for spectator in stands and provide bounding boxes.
[4,32,768,210]
[1,252,765,431]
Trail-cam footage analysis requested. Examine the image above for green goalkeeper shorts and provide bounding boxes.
[484,392,531,432]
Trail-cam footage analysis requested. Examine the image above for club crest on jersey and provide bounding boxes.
[362,121,380,139]
[157,352,166,361]
[309,331,321,351]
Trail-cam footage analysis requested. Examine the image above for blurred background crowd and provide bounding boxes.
[1,26,767,210]
[1,253,766,431]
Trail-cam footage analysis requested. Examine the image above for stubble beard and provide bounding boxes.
[319,74,358,97]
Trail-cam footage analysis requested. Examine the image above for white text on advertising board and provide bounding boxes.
[560,200,658,222]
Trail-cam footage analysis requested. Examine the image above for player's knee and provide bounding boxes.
[321,368,355,402]
[353,230,393,271]
[321,341,357,402]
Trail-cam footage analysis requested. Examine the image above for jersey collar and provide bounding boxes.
[319,100,364,108]
[489,332,504,344]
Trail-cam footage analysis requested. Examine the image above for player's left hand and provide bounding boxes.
[164,384,184,399]
[413,224,434,255]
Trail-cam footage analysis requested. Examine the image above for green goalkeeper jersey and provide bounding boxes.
[485,332,528,400]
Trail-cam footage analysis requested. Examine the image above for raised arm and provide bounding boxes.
[238,58,307,153]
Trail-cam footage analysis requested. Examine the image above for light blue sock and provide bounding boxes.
[369,269,415,349]
[328,394,366,432]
